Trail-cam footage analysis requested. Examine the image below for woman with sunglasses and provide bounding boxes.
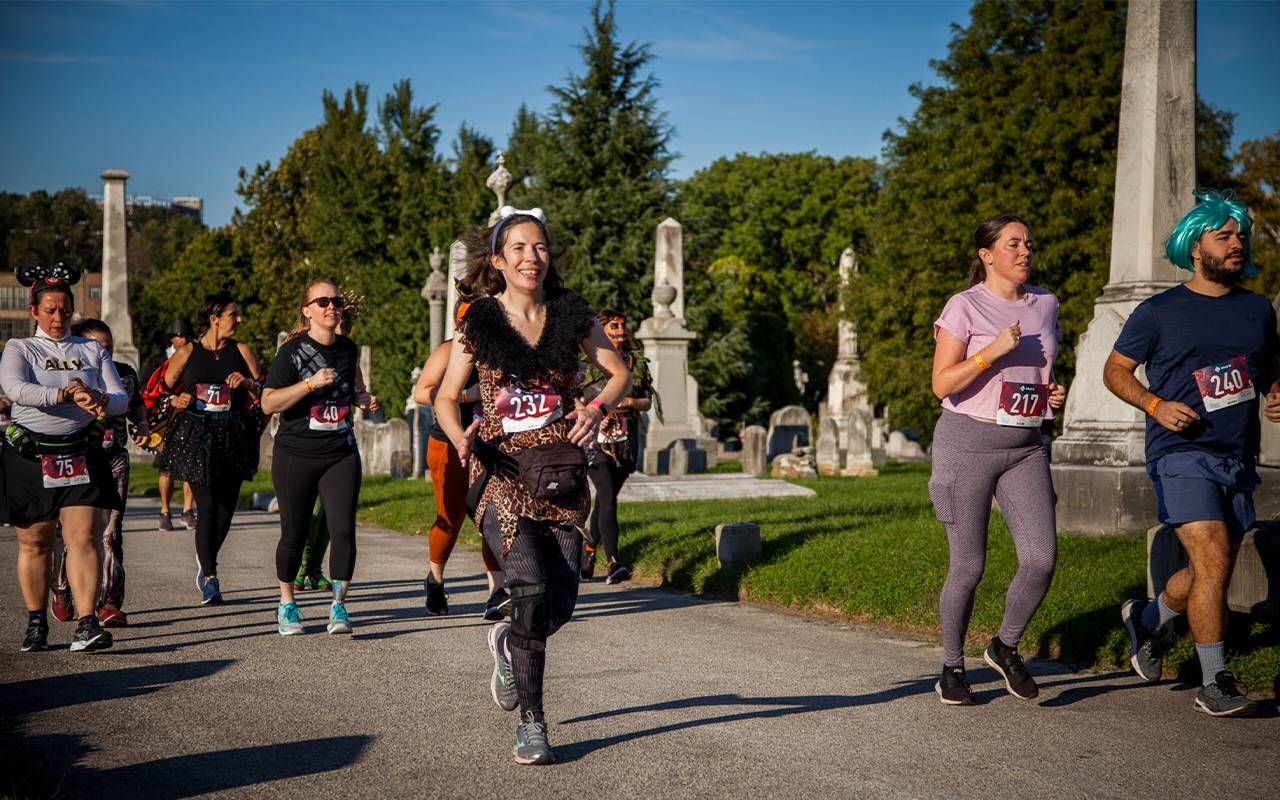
[262,280,378,636]
[158,287,264,606]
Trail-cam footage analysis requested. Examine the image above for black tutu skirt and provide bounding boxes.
[155,410,259,485]
[2,441,121,526]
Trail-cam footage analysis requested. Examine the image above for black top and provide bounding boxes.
[429,367,480,442]
[1114,284,1279,463]
[103,362,143,454]
[179,339,252,421]
[265,333,359,458]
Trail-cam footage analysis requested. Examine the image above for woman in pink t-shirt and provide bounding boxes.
[927,214,1066,707]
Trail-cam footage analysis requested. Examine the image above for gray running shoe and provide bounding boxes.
[180,510,198,531]
[1194,671,1257,717]
[69,617,112,653]
[488,622,519,712]
[1120,598,1172,682]
[158,512,175,531]
[513,712,555,765]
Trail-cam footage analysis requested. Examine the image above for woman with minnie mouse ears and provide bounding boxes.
[1,263,127,653]
[435,206,631,765]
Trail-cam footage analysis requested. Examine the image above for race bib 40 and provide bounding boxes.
[496,385,563,434]
[309,400,351,431]
[997,382,1049,428]
[1193,356,1255,412]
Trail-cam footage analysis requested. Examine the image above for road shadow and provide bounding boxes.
[554,678,934,762]
[0,660,235,717]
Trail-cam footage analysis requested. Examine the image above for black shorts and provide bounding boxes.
[1,442,122,527]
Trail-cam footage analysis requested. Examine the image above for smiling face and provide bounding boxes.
[30,288,74,339]
[980,222,1033,285]
[1193,217,1248,285]
[303,281,343,332]
[491,221,549,294]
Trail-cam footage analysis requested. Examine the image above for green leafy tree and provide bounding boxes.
[1236,131,1280,301]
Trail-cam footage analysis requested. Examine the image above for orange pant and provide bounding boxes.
[427,436,500,571]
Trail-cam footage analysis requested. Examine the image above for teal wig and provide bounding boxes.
[1164,190,1257,277]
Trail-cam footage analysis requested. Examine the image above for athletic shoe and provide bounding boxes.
[935,664,975,706]
[201,576,223,606]
[1121,598,1172,682]
[580,543,597,581]
[21,621,48,652]
[277,602,305,636]
[158,512,175,532]
[69,617,113,652]
[97,606,128,628]
[983,636,1038,700]
[424,575,449,616]
[50,591,76,622]
[488,622,519,712]
[312,574,332,592]
[513,712,556,765]
[605,562,631,585]
[1194,671,1257,717]
[484,587,511,622]
[327,602,352,635]
[293,574,307,592]
[180,510,197,531]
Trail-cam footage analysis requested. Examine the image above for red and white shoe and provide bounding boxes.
[97,605,129,628]
[50,592,77,622]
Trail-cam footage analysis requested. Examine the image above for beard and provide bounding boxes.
[1199,253,1245,286]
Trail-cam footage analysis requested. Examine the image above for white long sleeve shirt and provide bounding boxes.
[0,327,126,435]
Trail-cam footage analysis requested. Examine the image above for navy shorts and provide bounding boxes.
[1146,451,1257,542]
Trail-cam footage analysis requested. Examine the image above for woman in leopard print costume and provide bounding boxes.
[435,206,630,765]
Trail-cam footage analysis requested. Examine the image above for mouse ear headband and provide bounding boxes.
[17,262,81,304]
[489,206,547,253]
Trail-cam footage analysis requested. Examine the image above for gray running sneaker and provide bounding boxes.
[488,622,519,712]
[513,712,555,765]
[1120,598,1172,682]
[180,510,198,531]
[158,512,175,532]
[1194,671,1257,717]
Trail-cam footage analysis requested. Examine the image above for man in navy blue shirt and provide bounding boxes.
[1104,190,1280,717]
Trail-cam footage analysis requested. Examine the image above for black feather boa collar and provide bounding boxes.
[462,289,595,384]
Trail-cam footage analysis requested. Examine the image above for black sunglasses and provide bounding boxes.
[306,296,346,309]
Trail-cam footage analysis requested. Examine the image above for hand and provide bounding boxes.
[454,419,481,470]
[565,403,603,446]
[1048,382,1066,410]
[989,321,1022,360]
[170,393,193,411]
[71,385,104,414]
[310,368,337,389]
[1153,399,1199,433]
[1264,391,1280,423]
[226,371,250,389]
[356,392,380,413]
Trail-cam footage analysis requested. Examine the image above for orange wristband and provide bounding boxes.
[972,353,989,370]
[305,378,314,393]
[1146,397,1160,416]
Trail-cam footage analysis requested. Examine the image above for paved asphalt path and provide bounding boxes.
[1,497,1277,800]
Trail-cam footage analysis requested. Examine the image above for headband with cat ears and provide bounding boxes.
[490,205,547,253]
[17,262,82,303]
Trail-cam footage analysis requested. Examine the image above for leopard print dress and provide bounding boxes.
[463,290,596,555]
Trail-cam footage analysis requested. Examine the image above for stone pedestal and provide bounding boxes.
[100,169,138,369]
[1050,0,1195,533]
[741,425,768,477]
[422,247,447,352]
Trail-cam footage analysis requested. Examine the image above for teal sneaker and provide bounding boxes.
[327,602,352,635]
[277,602,305,636]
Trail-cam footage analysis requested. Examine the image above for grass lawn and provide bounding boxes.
[125,460,1278,695]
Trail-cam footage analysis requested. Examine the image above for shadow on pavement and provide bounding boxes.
[555,679,935,762]
[1,660,235,717]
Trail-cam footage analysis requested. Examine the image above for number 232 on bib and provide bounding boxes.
[997,382,1049,428]
[496,385,563,434]
[1193,356,1255,413]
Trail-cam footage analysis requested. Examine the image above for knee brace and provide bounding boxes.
[508,582,550,651]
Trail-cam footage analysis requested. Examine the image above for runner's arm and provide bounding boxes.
[414,342,451,406]
[436,334,479,459]
[0,341,62,407]
[568,323,633,445]
[931,325,1018,400]
[1103,349,1198,431]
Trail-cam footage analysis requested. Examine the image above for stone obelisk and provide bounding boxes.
[100,169,139,369]
[422,246,447,352]
[1050,0,1195,532]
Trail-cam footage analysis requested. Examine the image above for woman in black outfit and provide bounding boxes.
[158,289,263,606]
[262,279,377,636]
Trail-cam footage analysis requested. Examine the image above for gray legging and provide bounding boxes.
[928,410,1058,667]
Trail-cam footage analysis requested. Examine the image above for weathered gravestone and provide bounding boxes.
[766,405,811,463]
[741,425,768,477]
[815,418,842,476]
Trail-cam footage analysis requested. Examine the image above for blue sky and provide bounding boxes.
[2,0,1277,228]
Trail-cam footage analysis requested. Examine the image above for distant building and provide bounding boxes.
[0,271,103,346]
[89,194,203,224]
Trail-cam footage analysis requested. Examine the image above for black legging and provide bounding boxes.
[193,475,243,577]
[587,458,631,563]
[272,446,362,582]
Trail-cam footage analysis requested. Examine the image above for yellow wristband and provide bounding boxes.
[304,378,314,393]
[1146,397,1160,417]
[972,353,989,370]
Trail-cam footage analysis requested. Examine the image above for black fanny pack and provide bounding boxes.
[511,441,587,501]
[4,422,100,459]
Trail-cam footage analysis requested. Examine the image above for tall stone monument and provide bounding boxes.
[825,248,871,448]
[100,169,139,369]
[422,246,447,351]
[1051,0,1195,532]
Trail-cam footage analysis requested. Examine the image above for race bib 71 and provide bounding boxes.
[194,383,231,412]
[996,382,1049,428]
[1193,356,1255,412]
[496,385,563,434]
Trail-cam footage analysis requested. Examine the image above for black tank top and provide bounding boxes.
[429,368,480,442]
[180,339,251,416]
